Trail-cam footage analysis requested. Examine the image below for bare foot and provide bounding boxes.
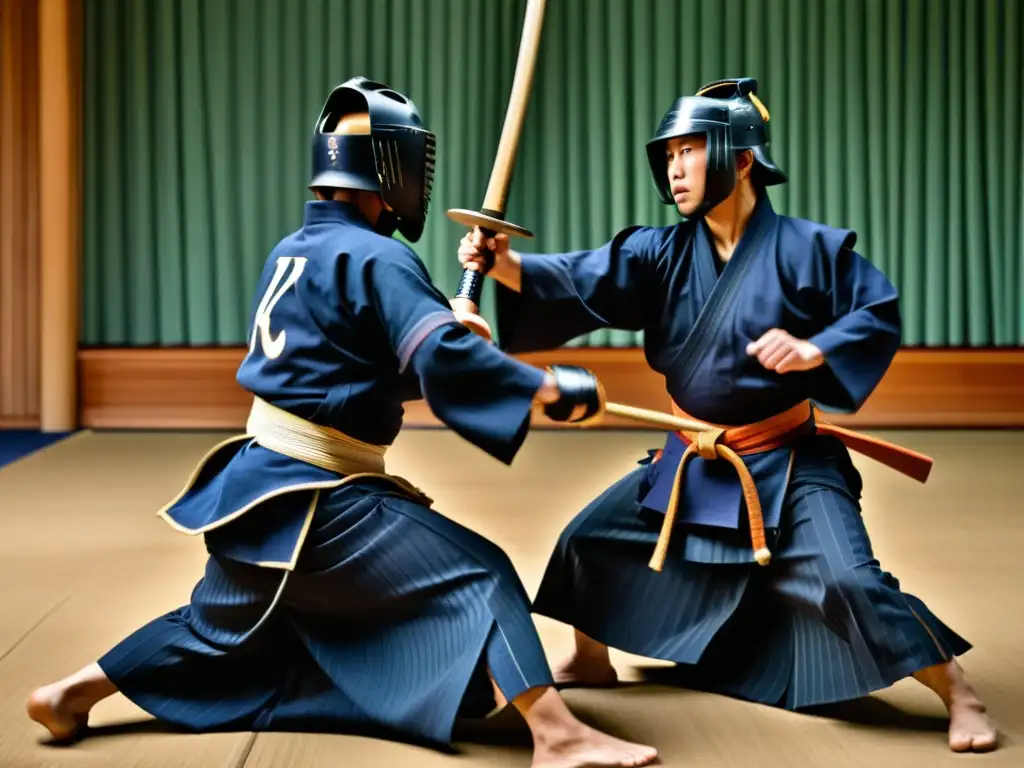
[914,660,998,753]
[553,653,619,687]
[533,721,659,768]
[26,663,116,744]
[27,684,90,743]
[945,674,997,753]
[948,695,997,753]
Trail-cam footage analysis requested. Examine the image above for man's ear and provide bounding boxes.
[736,149,755,180]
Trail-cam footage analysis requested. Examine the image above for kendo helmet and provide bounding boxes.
[646,77,787,218]
[309,76,436,242]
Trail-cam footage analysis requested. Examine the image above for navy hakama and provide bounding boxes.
[532,460,969,709]
[100,478,552,746]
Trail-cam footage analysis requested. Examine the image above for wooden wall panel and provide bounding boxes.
[78,348,1024,431]
[0,0,41,428]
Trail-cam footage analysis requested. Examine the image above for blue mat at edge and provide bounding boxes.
[0,431,73,469]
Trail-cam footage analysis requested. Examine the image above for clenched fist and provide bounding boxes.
[746,329,824,373]
[457,227,521,291]
[458,228,510,272]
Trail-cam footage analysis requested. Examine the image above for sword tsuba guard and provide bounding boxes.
[446,208,535,240]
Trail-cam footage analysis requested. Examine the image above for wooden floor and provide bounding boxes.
[1,428,1022,767]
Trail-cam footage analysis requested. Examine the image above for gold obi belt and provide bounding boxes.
[648,399,934,571]
[245,396,387,476]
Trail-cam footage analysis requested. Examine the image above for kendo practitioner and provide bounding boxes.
[27,77,659,768]
[457,78,997,753]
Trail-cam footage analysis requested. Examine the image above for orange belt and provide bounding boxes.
[647,400,934,572]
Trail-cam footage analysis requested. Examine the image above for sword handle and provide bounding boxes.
[451,263,492,340]
[454,269,485,309]
[453,221,498,308]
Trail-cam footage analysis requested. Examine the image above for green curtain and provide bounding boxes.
[81,0,1024,348]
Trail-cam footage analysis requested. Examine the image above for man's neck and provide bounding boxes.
[327,188,385,228]
[703,181,758,262]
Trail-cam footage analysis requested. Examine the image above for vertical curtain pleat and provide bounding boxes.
[179,0,213,344]
[963,1,989,346]
[126,0,156,344]
[1006,0,1022,342]
[81,0,1024,348]
[206,0,241,343]
[1015,0,1024,344]
[922,0,946,347]
[765,0,789,216]
[785,3,805,220]
[983,0,1003,345]
[945,0,965,345]
[843,0,868,265]
[155,0,186,343]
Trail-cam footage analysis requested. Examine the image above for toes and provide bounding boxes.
[949,732,974,752]
[949,729,999,753]
[971,732,999,753]
[626,745,659,767]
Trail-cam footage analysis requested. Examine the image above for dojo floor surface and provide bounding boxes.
[1,428,1021,767]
